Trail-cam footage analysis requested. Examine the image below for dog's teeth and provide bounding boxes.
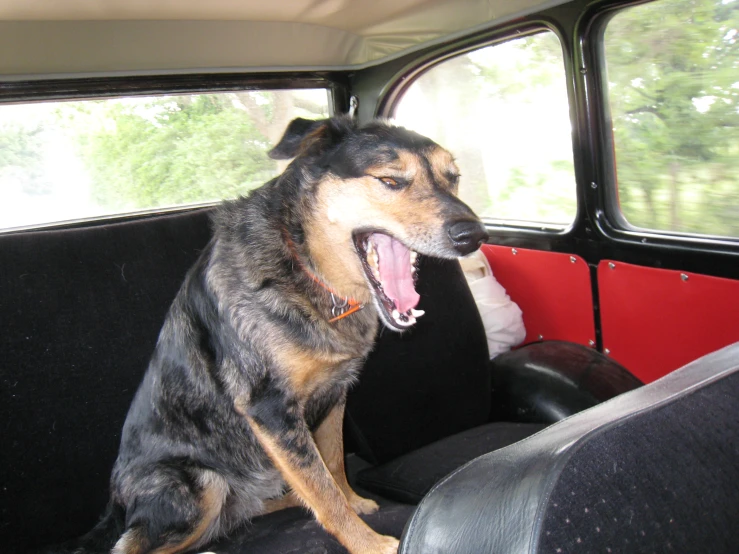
[410,309,425,318]
[398,315,416,327]
[391,307,418,327]
[410,251,417,264]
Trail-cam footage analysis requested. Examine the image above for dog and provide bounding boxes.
[71,116,488,554]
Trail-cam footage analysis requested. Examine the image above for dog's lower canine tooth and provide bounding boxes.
[392,308,400,320]
[410,309,425,318]
[398,315,416,327]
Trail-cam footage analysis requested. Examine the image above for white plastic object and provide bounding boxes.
[459,250,526,359]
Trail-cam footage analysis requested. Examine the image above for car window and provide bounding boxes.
[0,89,330,231]
[604,0,739,239]
[393,31,576,228]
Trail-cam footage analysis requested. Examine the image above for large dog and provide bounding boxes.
[75,116,488,554]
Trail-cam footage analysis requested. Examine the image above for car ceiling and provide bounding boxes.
[0,0,569,78]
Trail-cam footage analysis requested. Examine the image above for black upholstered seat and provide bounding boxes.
[400,342,739,554]
[1,209,640,554]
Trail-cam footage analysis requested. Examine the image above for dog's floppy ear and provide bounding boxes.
[268,116,354,160]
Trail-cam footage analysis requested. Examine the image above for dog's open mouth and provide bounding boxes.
[354,231,424,330]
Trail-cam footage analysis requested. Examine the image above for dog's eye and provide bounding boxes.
[379,177,399,187]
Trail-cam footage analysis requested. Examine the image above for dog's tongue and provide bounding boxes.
[372,234,420,313]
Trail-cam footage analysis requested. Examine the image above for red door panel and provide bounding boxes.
[482,245,595,347]
[598,260,739,383]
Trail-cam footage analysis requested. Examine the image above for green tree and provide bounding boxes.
[606,0,739,236]
[0,121,48,195]
[402,31,577,224]
[57,91,327,210]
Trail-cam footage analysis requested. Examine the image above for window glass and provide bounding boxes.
[394,31,576,227]
[0,89,329,230]
[605,0,739,238]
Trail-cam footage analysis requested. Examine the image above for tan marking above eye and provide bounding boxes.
[423,147,460,189]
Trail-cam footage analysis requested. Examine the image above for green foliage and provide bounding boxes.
[2,0,736,238]
[473,32,564,97]
[399,0,738,235]
[606,0,739,236]
[0,121,48,195]
[402,31,577,225]
[59,95,278,210]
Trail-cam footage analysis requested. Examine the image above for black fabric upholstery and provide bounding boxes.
[0,210,213,553]
[356,422,547,504]
[346,256,491,465]
[5,203,645,554]
[400,342,739,554]
[490,341,644,423]
[1,210,491,553]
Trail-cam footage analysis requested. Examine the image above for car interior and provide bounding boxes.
[1,0,738,552]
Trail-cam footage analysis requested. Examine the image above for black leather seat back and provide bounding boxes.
[539,369,739,553]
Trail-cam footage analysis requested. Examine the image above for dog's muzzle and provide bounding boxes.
[447,220,489,256]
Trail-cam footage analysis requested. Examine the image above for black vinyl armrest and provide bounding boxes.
[489,341,643,423]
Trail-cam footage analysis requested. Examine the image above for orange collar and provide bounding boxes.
[281,228,364,323]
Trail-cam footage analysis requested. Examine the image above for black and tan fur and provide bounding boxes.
[71,116,487,554]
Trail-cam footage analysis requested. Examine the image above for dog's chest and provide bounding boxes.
[275,345,364,402]
[271,313,377,401]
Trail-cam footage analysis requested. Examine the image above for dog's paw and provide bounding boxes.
[375,535,400,554]
[348,493,380,515]
[348,528,399,554]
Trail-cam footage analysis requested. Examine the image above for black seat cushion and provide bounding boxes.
[346,257,491,466]
[356,422,547,504]
[207,500,414,554]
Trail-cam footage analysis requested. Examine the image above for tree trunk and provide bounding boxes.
[669,161,681,231]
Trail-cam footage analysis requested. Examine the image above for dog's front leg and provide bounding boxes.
[241,393,399,554]
[313,401,380,515]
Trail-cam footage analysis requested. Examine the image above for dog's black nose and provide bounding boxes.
[447,220,489,255]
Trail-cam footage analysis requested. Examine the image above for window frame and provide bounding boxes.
[378,21,582,238]
[0,72,348,235]
[585,0,739,253]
